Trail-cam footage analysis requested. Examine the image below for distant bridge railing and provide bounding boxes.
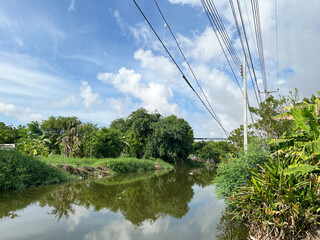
[0,144,16,149]
[194,138,229,142]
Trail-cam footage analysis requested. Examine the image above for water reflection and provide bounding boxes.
[37,169,194,225]
[0,168,248,240]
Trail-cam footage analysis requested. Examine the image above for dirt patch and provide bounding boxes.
[154,163,163,170]
[57,164,111,177]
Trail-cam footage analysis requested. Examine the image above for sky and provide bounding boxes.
[0,0,319,137]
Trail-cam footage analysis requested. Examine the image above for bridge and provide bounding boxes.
[194,138,229,142]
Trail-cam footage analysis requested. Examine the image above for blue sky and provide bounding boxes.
[0,0,319,137]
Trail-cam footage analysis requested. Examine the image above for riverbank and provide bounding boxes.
[40,155,173,176]
[0,150,74,190]
[0,150,174,190]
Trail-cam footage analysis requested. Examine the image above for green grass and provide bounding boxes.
[39,155,173,173]
[0,150,74,190]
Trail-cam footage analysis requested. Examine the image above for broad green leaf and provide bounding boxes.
[312,140,320,155]
[283,164,320,176]
[291,108,309,133]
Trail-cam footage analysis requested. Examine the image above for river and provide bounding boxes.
[0,168,247,240]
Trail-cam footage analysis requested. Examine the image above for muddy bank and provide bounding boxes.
[57,162,164,177]
[57,164,111,177]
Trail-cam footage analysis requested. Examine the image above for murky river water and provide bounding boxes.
[0,168,247,240]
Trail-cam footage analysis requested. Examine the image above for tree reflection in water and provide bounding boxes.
[38,169,194,225]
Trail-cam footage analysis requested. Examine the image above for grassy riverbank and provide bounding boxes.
[0,150,173,190]
[40,155,173,173]
[0,150,73,190]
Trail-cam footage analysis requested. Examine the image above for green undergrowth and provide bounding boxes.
[0,150,73,190]
[40,155,173,174]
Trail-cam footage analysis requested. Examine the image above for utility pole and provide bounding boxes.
[241,55,248,152]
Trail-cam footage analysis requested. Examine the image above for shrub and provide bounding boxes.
[0,150,72,190]
[214,141,269,199]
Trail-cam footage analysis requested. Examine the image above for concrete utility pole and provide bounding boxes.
[242,55,248,152]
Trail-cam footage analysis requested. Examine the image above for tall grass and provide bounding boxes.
[0,150,73,190]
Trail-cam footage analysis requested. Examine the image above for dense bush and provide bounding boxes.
[0,150,72,190]
[105,158,156,173]
[214,141,269,199]
[230,96,320,239]
[84,128,124,158]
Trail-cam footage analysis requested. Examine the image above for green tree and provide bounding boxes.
[0,122,19,144]
[228,124,257,149]
[200,141,233,163]
[86,127,124,158]
[249,89,299,139]
[144,115,194,164]
[41,116,81,154]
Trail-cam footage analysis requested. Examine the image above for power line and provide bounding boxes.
[251,0,268,92]
[153,0,223,127]
[201,0,257,128]
[132,0,230,137]
[229,0,261,105]
[154,0,221,127]
[275,0,279,84]
[205,0,242,71]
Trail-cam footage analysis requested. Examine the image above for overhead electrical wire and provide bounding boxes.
[275,0,279,84]
[235,0,262,104]
[132,0,230,137]
[204,0,242,71]
[228,0,260,105]
[153,0,223,127]
[251,0,268,92]
[201,0,257,128]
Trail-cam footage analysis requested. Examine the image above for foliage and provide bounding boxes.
[192,141,234,163]
[249,89,299,139]
[144,115,194,164]
[17,136,49,157]
[39,155,173,173]
[231,92,320,239]
[105,159,156,173]
[41,116,81,154]
[84,128,124,158]
[0,122,19,144]
[214,141,270,199]
[228,124,257,150]
[231,157,320,239]
[118,108,162,158]
[0,150,72,190]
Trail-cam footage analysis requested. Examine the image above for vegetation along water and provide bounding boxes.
[1,89,320,239]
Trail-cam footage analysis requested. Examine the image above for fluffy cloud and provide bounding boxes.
[80,81,102,109]
[52,95,79,108]
[97,67,179,115]
[0,102,45,123]
[168,0,201,7]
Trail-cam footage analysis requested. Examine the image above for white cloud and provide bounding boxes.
[80,81,102,109]
[52,95,79,108]
[68,0,75,12]
[67,205,89,232]
[0,102,45,123]
[97,67,179,115]
[168,0,202,7]
[107,96,134,117]
[133,49,181,86]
